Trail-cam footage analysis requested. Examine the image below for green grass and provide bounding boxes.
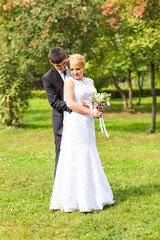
[0,97,160,240]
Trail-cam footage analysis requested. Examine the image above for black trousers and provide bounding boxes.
[52,114,63,179]
[54,134,62,179]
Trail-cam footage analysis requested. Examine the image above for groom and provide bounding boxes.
[42,47,88,178]
[42,47,71,178]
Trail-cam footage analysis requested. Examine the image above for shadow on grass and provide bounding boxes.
[22,122,53,129]
[108,121,160,133]
[21,98,160,131]
[107,100,160,114]
[23,114,160,132]
[48,183,160,214]
[24,109,50,115]
[22,110,53,129]
[95,119,160,134]
[112,183,160,204]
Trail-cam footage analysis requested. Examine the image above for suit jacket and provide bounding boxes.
[42,66,71,135]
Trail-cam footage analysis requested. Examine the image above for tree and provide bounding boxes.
[0,1,33,126]
[1,0,104,61]
[1,0,160,130]
[101,0,160,132]
[0,49,31,126]
[0,0,105,125]
[128,0,160,132]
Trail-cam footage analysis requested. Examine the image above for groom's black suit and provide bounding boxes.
[42,66,71,178]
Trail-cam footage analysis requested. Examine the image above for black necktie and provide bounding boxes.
[63,70,67,79]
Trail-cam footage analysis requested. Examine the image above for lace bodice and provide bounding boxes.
[65,77,97,106]
[67,77,94,86]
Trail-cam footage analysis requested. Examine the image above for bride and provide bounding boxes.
[50,54,114,212]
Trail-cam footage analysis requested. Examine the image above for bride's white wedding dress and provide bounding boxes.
[50,77,114,212]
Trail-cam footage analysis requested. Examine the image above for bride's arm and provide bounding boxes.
[64,79,102,117]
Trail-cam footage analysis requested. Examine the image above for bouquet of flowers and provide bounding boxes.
[89,92,111,109]
[89,92,111,137]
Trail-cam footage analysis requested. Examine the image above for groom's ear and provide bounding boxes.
[49,60,53,65]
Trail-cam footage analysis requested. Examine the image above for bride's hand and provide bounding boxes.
[78,101,90,109]
[92,108,103,117]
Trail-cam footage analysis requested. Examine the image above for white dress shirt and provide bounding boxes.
[55,66,71,81]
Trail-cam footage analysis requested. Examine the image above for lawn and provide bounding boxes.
[0,97,160,240]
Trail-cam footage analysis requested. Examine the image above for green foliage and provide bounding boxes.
[101,87,160,99]
[95,0,160,86]
[31,87,160,99]
[84,65,111,89]
[31,90,47,99]
[1,0,106,89]
[0,51,31,126]
[1,0,104,59]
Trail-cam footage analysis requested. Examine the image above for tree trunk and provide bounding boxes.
[150,61,156,133]
[127,69,132,108]
[137,71,143,105]
[8,96,14,126]
[109,72,128,109]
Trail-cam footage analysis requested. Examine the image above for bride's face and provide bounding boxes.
[69,61,84,81]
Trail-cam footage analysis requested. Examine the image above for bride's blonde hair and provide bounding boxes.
[68,54,85,68]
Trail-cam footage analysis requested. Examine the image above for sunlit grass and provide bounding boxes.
[0,97,160,239]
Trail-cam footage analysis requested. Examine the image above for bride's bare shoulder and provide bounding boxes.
[65,77,75,87]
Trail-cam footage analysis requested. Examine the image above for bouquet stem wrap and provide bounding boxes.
[89,92,111,138]
[99,116,109,138]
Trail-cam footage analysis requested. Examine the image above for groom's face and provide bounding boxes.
[52,58,67,72]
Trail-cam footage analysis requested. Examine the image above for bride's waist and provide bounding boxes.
[76,99,92,109]
[64,110,93,119]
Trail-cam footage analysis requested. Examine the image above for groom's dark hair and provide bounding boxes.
[48,47,66,64]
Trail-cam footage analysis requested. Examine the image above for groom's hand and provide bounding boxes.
[97,106,104,114]
[78,101,90,109]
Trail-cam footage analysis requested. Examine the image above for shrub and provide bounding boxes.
[30,87,160,100]
[30,90,47,99]
[100,87,160,98]
[0,53,31,126]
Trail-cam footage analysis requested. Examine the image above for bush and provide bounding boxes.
[30,87,160,99]
[30,90,47,99]
[100,87,160,98]
[0,53,31,126]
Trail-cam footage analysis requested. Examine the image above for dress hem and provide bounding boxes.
[49,201,114,212]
